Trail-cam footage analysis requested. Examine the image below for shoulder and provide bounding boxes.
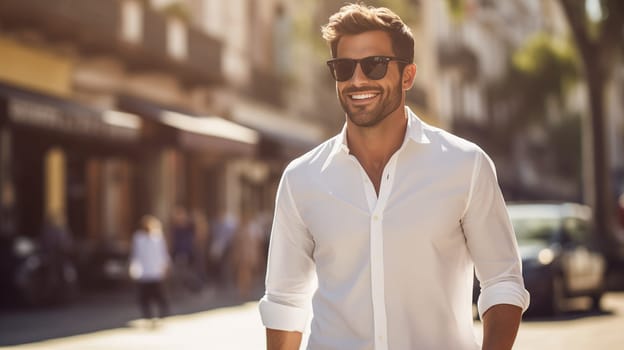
[281,135,339,180]
[420,122,489,161]
[133,230,150,241]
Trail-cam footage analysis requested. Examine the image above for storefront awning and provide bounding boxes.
[0,83,141,143]
[159,111,258,156]
[231,101,324,159]
[117,95,258,156]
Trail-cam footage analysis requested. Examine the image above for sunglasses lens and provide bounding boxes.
[327,57,395,81]
[361,57,388,80]
[330,60,356,82]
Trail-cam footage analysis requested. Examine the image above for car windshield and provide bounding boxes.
[511,217,559,245]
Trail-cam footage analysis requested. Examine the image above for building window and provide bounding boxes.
[167,16,188,60]
[121,0,143,44]
[201,0,224,38]
[273,3,291,77]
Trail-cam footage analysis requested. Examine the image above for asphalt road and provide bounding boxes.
[511,292,624,349]
[1,288,623,349]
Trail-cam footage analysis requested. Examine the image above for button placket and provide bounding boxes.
[370,211,387,350]
[369,154,399,350]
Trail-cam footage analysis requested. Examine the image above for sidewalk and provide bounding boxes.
[0,281,265,348]
[1,301,267,350]
[3,287,624,349]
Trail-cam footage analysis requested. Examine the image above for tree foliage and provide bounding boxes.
[512,33,579,101]
[559,0,624,239]
[445,0,466,21]
[559,0,624,67]
[486,32,580,152]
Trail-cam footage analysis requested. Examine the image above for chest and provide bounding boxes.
[295,158,470,261]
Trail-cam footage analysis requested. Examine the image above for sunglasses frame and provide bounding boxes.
[326,56,411,82]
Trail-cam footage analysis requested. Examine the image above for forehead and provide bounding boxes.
[336,30,394,58]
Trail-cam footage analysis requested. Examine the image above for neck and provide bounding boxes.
[346,106,407,195]
[346,107,407,167]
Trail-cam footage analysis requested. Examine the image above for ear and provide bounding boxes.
[402,63,417,91]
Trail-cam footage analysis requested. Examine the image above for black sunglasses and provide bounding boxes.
[326,56,410,82]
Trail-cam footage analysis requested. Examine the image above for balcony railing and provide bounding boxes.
[0,0,120,51]
[248,68,285,107]
[187,27,223,83]
[0,0,223,85]
[438,40,479,81]
[142,7,168,60]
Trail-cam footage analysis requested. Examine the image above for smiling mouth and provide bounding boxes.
[349,92,379,101]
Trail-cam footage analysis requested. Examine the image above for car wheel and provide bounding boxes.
[588,273,607,312]
[548,274,566,316]
[57,262,80,304]
[590,291,603,311]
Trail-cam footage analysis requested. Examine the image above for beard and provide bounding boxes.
[338,77,403,128]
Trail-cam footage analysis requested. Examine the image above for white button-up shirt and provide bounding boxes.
[260,107,530,350]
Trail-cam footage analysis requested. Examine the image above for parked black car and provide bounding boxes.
[474,202,607,316]
[75,240,129,289]
[0,234,79,307]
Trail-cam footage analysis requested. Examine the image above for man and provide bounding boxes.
[259,4,529,350]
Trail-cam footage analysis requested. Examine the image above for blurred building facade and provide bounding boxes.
[0,0,328,287]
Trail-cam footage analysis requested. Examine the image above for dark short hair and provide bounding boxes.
[321,3,414,63]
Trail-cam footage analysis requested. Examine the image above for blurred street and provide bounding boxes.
[493,292,624,349]
[0,283,266,350]
[1,289,623,349]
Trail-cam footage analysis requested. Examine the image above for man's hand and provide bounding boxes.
[481,304,522,350]
[266,328,302,350]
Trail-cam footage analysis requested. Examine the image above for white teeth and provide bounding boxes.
[351,93,377,100]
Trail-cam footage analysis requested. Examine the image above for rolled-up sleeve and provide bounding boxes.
[259,171,316,332]
[462,151,530,319]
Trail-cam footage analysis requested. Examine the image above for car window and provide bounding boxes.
[563,217,589,244]
[512,218,559,245]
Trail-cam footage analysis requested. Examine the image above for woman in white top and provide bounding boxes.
[130,215,170,321]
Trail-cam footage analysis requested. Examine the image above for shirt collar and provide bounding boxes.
[323,106,430,171]
[405,106,431,145]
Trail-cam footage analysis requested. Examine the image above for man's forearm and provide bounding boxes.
[481,304,522,350]
[266,328,302,350]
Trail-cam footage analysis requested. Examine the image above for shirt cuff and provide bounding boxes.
[259,295,310,332]
[477,280,530,320]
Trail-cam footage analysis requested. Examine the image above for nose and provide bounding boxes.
[349,62,369,84]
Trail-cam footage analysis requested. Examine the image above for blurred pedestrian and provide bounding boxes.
[208,210,237,288]
[41,212,73,264]
[618,192,624,228]
[129,215,170,324]
[170,206,201,292]
[192,209,210,286]
[170,206,195,264]
[0,181,16,239]
[231,211,262,298]
[40,211,75,300]
[255,210,273,275]
[260,4,529,350]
